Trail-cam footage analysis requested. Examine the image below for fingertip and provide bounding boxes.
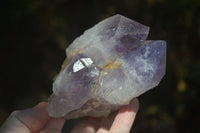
[132,98,139,108]
[129,98,139,111]
[0,110,30,133]
[118,98,139,114]
[71,117,102,133]
[33,102,48,109]
[109,98,139,133]
[16,102,50,132]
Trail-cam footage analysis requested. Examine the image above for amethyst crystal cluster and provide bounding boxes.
[47,14,166,119]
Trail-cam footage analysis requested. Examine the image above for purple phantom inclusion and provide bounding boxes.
[47,14,166,119]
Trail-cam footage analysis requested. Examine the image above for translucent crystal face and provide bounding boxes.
[47,14,166,119]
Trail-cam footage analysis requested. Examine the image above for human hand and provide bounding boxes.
[0,99,139,133]
[0,102,65,133]
[71,98,139,133]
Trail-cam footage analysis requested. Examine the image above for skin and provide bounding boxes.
[0,99,139,133]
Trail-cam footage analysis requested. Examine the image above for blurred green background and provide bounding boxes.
[0,0,200,132]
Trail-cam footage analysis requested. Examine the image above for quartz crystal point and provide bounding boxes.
[47,14,166,119]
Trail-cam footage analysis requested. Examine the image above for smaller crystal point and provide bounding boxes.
[47,14,166,119]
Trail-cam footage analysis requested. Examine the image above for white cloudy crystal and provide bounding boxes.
[47,14,166,119]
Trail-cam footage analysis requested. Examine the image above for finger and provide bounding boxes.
[97,111,117,133]
[0,111,30,133]
[0,102,50,133]
[71,117,102,133]
[39,117,66,133]
[109,98,139,133]
[16,102,50,132]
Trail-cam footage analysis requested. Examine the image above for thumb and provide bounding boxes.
[0,102,50,133]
